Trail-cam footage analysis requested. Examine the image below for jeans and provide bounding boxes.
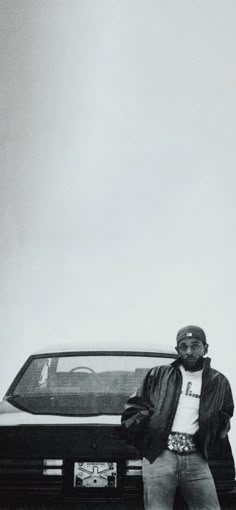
[142,449,221,510]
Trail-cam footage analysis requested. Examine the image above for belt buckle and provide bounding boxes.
[167,432,196,454]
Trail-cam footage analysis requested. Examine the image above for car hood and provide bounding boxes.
[0,399,122,426]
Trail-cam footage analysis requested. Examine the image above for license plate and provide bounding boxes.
[74,461,117,488]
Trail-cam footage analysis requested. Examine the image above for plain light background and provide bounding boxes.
[1,1,236,452]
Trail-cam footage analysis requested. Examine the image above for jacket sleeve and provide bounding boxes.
[121,369,155,441]
[219,377,234,439]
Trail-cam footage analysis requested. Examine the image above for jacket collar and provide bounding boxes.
[171,356,211,370]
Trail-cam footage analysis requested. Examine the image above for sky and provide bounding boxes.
[1,0,236,449]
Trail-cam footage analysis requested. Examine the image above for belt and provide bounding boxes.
[167,431,197,454]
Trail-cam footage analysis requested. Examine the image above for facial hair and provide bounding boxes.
[181,357,205,372]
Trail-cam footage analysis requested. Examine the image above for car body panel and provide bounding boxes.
[0,400,122,425]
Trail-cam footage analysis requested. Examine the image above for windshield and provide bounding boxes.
[9,353,176,416]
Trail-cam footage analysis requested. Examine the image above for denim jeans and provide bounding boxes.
[142,449,220,510]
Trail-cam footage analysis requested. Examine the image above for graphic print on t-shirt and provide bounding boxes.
[171,365,203,435]
[185,381,200,399]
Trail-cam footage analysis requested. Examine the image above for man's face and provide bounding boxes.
[176,337,208,370]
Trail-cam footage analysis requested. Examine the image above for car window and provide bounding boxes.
[10,354,176,415]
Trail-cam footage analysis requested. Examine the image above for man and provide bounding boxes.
[121,325,234,510]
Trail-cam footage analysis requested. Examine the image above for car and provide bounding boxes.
[0,347,235,507]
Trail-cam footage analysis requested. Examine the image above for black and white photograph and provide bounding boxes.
[1,2,236,509]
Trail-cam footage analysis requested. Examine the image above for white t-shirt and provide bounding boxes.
[171,365,203,435]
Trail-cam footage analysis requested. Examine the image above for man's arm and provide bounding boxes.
[219,377,234,439]
[121,369,155,434]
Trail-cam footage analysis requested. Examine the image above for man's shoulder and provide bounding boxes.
[207,366,230,384]
[149,363,176,376]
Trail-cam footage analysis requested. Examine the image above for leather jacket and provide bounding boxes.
[121,357,234,463]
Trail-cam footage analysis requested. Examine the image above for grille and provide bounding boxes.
[0,459,63,496]
[215,479,236,493]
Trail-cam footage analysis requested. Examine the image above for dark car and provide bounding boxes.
[0,348,235,507]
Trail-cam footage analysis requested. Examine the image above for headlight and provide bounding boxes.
[43,459,63,466]
[43,468,63,476]
[43,459,63,476]
[126,459,142,475]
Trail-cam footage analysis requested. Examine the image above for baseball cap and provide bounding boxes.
[176,325,207,345]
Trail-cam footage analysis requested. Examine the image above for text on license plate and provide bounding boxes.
[74,461,117,488]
